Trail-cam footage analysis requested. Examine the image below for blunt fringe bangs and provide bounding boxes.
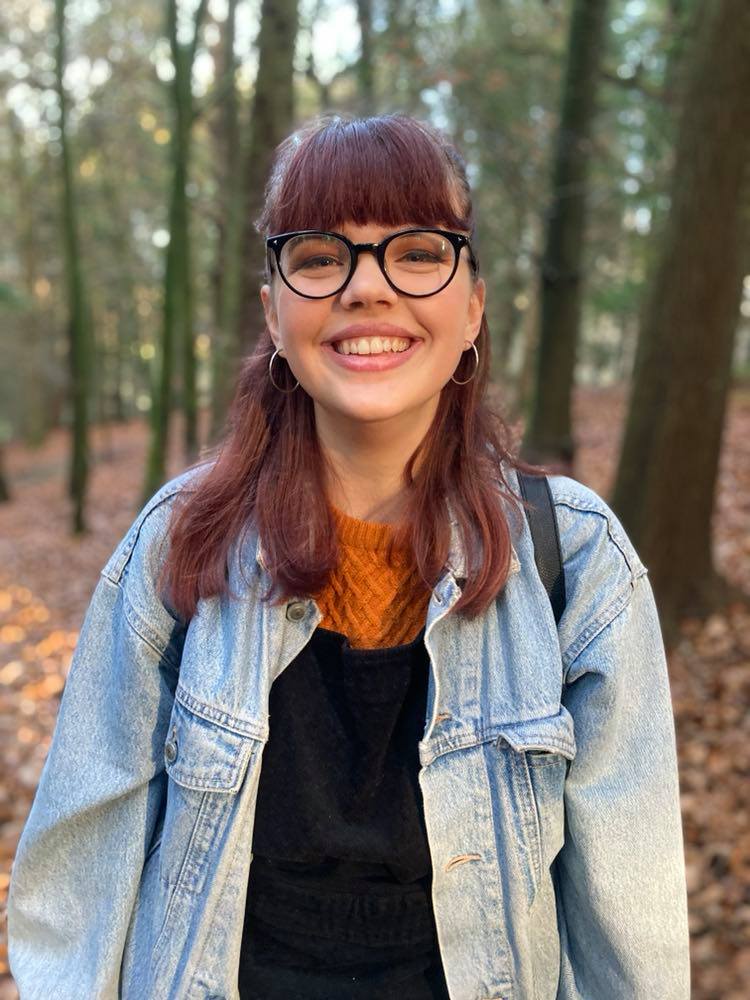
[256,114,473,238]
[159,114,537,626]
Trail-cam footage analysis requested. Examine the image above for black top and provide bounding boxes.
[238,625,450,999]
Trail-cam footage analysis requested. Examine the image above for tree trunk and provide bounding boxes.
[55,0,91,533]
[8,110,48,447]
[105,202,140,424]
[382,0,423,112]
[301,1,331,109]
[355,0,375,111]
[0,447,10,503]
[145,141,185,501]
[612,0,750,637]
[144,0,207,500]
[524,0,611,467]
[210,0,245,441]
[237,0,299,351]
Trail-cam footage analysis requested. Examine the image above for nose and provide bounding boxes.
[339,250,399,308]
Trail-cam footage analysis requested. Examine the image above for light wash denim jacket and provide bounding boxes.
[7,465,690,999]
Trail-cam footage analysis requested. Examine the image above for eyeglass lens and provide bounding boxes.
[278,231,458,297]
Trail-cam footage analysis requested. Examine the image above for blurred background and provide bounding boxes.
[0,0,748,995]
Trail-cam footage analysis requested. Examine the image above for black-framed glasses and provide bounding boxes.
[265,228,478,299]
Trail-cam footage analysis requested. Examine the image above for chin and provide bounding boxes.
[315,386,432,427]
[345,405,407,424]
[333,398,416,424]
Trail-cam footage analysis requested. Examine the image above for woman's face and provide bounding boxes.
[260,220,485,434]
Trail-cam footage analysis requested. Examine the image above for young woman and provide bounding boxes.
[8,114,690,999]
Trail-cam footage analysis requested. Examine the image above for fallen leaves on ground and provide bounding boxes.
[0,389,748,998]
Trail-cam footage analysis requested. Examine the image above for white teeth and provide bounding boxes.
[333,336,412,355]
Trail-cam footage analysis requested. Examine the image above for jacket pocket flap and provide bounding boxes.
[164,697,258,792]
[494,706,576,761]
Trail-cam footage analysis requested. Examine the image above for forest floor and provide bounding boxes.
[0,384,748,998]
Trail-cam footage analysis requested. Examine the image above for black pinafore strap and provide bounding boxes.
[516,472,566,625]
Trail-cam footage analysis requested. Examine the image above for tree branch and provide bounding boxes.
[188,0,211,68]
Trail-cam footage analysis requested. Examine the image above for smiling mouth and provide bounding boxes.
[332,335,413,356]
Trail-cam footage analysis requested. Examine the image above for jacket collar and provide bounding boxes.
[444,502,520,581]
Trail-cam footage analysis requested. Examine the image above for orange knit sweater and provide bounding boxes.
[313,506,431,649]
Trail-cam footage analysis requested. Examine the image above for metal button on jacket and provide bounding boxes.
[164,739,178,764]
[286,601,306,622]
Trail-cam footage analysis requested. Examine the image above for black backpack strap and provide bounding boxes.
[516,472,566,625]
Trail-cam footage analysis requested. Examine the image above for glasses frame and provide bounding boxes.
[265,227,478,300]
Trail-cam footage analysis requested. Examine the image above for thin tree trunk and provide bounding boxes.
[382,0,423,112]
[237,0,299,350]
[8,111,48,447]
[303,3,331,109]
[54,0,91,533]
[355,0,375,111]
[0,447,10,503]
[144,0,207,500]
[524,0,611,467]
[145,144,185,501]
[612,0,750,637]
[210,0,245,440]
[91,122,142,425]
[175,1,207,461]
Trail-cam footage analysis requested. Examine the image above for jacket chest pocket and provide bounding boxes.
[159,696,263,895]
[491,711,576,907]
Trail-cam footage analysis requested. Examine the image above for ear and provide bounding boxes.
[465,277,486,343]
[260,284,280,347]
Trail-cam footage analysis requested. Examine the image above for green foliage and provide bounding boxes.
[1,0,742,443]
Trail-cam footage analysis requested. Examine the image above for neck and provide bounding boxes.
[314,402,436,522]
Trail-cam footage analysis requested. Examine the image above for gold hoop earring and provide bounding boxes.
[451,341,479,385]
[269,348,299,393]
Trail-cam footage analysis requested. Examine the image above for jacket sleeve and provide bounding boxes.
[550,487,691,998]
[7,483,188,999]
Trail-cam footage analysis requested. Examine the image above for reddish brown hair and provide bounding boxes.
[161,113,532,622]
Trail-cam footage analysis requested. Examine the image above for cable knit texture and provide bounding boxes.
[314,506,432,649]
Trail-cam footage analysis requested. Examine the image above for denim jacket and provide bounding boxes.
[7,466,690,999]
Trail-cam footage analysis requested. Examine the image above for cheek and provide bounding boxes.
[276,299,329,347]
[414,295,471,345]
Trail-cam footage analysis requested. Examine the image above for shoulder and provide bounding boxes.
[546,475,644,580]
[101,462,211,592]
[501,465,642,576]
[544,475,648,664]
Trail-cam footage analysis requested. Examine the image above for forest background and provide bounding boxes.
[1,0,749,996]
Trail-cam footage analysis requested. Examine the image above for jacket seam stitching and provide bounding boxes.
[421,725,576,766]
[175,684,269,741]
[551,494,648,666]
[101,481,193,586]
[116,583,178,665]
[561,575,641,670]
[185,813,246,998]
[552,495,638,576]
